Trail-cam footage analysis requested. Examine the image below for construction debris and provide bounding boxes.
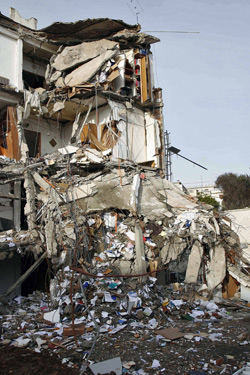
[0,7,250,375]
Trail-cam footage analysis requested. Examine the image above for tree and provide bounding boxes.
[197,192,220,210]
[215,173,250,210]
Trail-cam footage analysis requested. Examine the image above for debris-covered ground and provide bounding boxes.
[1,271,250,375]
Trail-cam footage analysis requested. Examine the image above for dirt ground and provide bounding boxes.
[83,308,250,374]
[1,307,249,375]
[0,346,79,375]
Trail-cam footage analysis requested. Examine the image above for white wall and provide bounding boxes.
[225,208,250,264]
[108,100,147,164]
[25,115,70,156]
[0,26,23,89]
[145,112,160,167]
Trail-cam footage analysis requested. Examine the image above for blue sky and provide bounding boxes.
[1,0,249,186]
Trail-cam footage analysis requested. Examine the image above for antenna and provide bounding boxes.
[143,30,200,34]
[127,0,143,24]
[164,131,172,181]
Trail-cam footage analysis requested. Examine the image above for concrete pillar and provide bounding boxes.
[207,244,226,290]
[24,170,36,230]
[13,181,21,231]
[185,241,203,284]
[135,223,147,282]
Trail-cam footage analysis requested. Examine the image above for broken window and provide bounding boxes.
[23,129,41,158]
[0,107,20,160]
[21,253,49,296]
[23,70,45,90]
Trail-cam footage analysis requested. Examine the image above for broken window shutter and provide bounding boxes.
[7,107,21,161]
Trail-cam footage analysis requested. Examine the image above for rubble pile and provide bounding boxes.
[1,270,250,374]
[0,150,246,294]
[0,152,250,373]
[0,9,250,374]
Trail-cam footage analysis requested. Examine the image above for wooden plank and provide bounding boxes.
[140,56,148,103]
[0,192,20,200]
[146,54,151,101]
[154,328,184,341]
[81,123,97,144]
[0,145,9,157]
[63,325,85,336]
[81,123,109,151]
[222,274,238,299]
[6,109,13,159]
[108,69,119,82]
[228,275,238,298]
[7,107,21,161]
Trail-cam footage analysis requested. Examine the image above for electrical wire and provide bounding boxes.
[79,277,100,375]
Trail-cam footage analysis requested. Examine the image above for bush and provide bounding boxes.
[197,192,220,209]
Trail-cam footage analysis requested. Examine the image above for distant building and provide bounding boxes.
[187,184,223,207]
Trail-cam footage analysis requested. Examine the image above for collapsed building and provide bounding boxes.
[0,8,249,306]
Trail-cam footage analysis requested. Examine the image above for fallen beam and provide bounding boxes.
[1,252,47,298]
[0,193,21,200]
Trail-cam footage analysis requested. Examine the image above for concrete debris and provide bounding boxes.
[63,48,118,87]
[185,241,203,284]
[51,39,118,72]
[0,8,249,374]
[233,364,250,375]
[0,154,248,300]
[44,308,60,323]
[1,271,250,373]
[89,357,122,375]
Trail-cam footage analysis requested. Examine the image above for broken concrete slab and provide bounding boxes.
[45,219,57,258]
[58,145,79,155]
[43,308,60,323]
[160,241,187,265]
[63,49,118,87]
[51,39,118,72]
[206,244,226,290]
[67,182,97,201]
[89,357,122,375]
[135,223,147,277]
[185,242,203,284]
[84,148,104,163]
[24,171,37,231]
